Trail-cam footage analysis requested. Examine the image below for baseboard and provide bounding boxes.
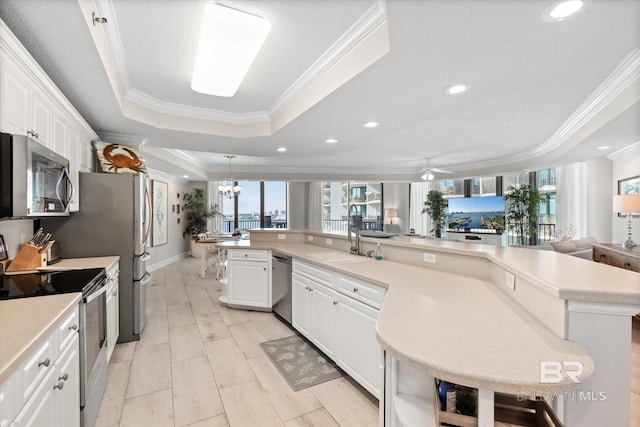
[147,251,189,272]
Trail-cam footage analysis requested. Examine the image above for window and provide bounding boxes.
[439,179,465,197]
[264,182,287,228]
[470,177,496,197]
[220,181,287,233]
[322,181,382,233]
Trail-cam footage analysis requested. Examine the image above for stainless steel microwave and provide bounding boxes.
[0,132,73,218]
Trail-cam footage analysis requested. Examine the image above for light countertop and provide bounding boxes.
[37,256,119,271]
[0,256,119,383]
[218,240,594,394]
[0,293,81,382]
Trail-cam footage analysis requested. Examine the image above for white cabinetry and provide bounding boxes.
[106,262,120,362]
[0,19,97,211]
[292,260,386,398]
[3,304,80,427]
[226,250,271,310]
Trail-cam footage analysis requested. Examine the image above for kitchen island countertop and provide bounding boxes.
[217,240,594,394]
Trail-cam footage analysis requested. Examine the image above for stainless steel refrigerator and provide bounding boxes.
[43,172,151,342]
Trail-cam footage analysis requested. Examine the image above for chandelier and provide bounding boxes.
[218,155,242,199]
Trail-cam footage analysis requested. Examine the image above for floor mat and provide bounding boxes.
[260,334,342,391]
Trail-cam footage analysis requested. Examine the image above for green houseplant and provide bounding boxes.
[182,188,219,239]
[504,184,544,245]
[422,190,448,238]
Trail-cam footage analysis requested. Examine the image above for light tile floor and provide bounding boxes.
[94,257,379,427]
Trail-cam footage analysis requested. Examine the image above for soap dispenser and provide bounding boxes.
[374,243,383,260]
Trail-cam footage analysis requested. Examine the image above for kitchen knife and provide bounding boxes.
[29,228,43,245]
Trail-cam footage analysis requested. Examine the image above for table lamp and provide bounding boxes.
[613,194,640,248]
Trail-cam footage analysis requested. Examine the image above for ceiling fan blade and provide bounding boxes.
[432,168,453,174]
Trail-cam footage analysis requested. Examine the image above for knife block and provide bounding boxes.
[6,243,47,272]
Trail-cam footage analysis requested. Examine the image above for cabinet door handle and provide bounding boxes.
[53,382,64,390]
[353,287,359,293]
[600,254,606,259]
[624,262,632,268]
[333,301,338,305]
[38,358,51,367]
[264,267,266,271]
[244,254,248,257]
[58,373,69,381]
[68,324,78,331]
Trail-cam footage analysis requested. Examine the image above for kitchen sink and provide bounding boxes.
[305,251,371,263]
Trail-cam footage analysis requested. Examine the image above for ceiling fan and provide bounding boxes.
[420,159,453,181]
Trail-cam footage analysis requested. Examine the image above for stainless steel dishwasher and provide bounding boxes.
[272,253,292,324]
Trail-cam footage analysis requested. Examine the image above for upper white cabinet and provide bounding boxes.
[0,18,97,212]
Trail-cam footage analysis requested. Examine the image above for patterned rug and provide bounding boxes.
[260,334,342,391]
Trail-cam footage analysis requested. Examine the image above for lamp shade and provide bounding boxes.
[613,194,640,213]
[385,209,398,218]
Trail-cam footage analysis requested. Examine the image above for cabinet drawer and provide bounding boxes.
[17,338,54,405]
[0,370,17,427]
[228,249,268,262]
[334,273,386,309]
[53,307,79,357]
[293,260,333,288]
[594,247,640,271]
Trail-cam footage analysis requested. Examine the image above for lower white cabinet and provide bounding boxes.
[227,250,271,309]
[335,292,381,395]
[310,282,339,359]
[7,304,80,427]
[106,262,120,362]
[291,273,312,337]
[292,260,385,398]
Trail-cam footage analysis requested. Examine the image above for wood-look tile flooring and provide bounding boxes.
[94,257,379,427]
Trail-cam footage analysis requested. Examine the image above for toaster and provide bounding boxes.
[47,240,62,264]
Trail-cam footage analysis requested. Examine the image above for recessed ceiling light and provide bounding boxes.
[597,145,611,150]
[183,175,189,178]
[444,84,469,95]
[362,121,379,128]
[541,0,585,22]
[325,138,339,144]
[277,147,287,152]
[191,3,271,97]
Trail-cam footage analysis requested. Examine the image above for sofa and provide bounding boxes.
[527,236,597,260]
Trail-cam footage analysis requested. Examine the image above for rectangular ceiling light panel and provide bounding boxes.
[191,2,271,97]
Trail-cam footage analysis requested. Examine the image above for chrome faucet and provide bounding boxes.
[348,204,361,255]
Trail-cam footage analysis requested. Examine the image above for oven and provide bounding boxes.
[79,270,108,427]
[0,267,108,427]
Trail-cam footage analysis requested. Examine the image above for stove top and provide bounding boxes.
[0,268,106,300]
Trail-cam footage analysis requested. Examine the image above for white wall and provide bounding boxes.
[0,219,34,260]
[383,183,410,232]
[146,175,193,270]
[585,157,613,242]
[610,145,640,244]
[288,182,309,230]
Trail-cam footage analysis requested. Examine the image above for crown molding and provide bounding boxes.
[96,131,148,147]
[85,0,388,137]
[163,148,208,169]
[125,89,270,124]
[267,0,387,118]
[447,48,640,172]
[606,141,640,161]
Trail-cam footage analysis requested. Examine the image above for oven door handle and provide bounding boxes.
[84,283,108,303]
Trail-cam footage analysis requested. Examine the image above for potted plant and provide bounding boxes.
[422,190,448,238]
[504,184,544,245]
[182,188,220,257]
